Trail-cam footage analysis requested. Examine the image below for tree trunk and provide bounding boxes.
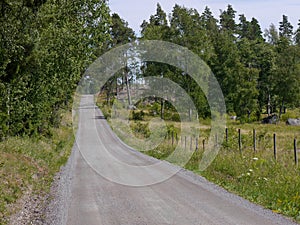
[106,89,111,105]
[279,99,284,119]
[116,77,118,97]
[247,110,251,121]
[161,99,164,119]
[267,94,271,116]
[125,72,132,107]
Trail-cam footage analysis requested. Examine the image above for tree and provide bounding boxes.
[273,38,300,117]
[264,24,279,45]
[249,18,263,41]
[256,43,276,116]
[219,5,237,33]
[141,3,170,40]
[201,6,218,35]
[0,0,112,137]
[279,15,294,41]
[140,4,172,118]
[101,13,136,106]
[237,14,250,39]
[236,38,260,119]
[169,5,213,119]
[0,0,47,136]
[295,19,300,46]
[139,3,300,122]
[110,13,135,47]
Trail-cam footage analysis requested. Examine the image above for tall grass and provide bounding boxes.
[0,109,74,224]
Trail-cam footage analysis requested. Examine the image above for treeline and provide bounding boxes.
[138,4,300,121]
[1,1,300,138]
[0,0,112,138]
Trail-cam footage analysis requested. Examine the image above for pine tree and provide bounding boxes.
[249,18,263,41]
[279,15,294,40]
[295,19,300,46]
[220,5,237,33]
[201,6,218,34]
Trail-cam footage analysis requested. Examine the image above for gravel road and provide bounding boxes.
[44,95,298,225]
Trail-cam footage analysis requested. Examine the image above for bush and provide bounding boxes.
[130,122,150,138]
[281,110,300,122]
[170,113,180,122]
[132,110,145,120]
[150,102,160,116]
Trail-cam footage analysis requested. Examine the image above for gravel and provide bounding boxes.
[9,144,78,225]
[42,145,78,225]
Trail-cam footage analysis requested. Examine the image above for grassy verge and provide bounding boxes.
[97,95,300,222]
[187,146,300,222]
[0,108,74,224]
[155,122,300,222]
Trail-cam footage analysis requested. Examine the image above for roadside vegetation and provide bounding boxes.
[98,95,300,222]
[0,108,74,224]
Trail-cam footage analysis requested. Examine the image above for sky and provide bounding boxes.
[109,0,300,36]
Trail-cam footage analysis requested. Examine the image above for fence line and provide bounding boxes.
[173,128,298,166]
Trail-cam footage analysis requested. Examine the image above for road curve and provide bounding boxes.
[66,95,297,225]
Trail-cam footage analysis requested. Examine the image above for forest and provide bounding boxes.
[1,0,300,139]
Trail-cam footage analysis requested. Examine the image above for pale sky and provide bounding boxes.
[109,0,300,36]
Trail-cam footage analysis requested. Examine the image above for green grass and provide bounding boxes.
[189,148,300,221]
[0,109,74,224]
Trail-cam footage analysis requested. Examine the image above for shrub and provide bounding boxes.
[130,122,150,138]
[132,110,145,120]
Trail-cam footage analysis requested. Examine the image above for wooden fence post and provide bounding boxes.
[202,139,205,151]
[172,132,174,146]
[253,129,256,153]
[273,133,277,161]
[294,139,298,166]
[196,137,199,151]
[226,128,228,143]
[238,129,242,153]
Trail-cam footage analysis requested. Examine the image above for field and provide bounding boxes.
[98,96,300,222]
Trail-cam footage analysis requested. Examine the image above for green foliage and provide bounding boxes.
[166,124,179,139]
[279,15,294,40]
[0,109,74,224]
[0,0,111,138]
[130,122,150,138]
[139,4,300,122]
[132,110,145,121]
[281,110,300,122]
